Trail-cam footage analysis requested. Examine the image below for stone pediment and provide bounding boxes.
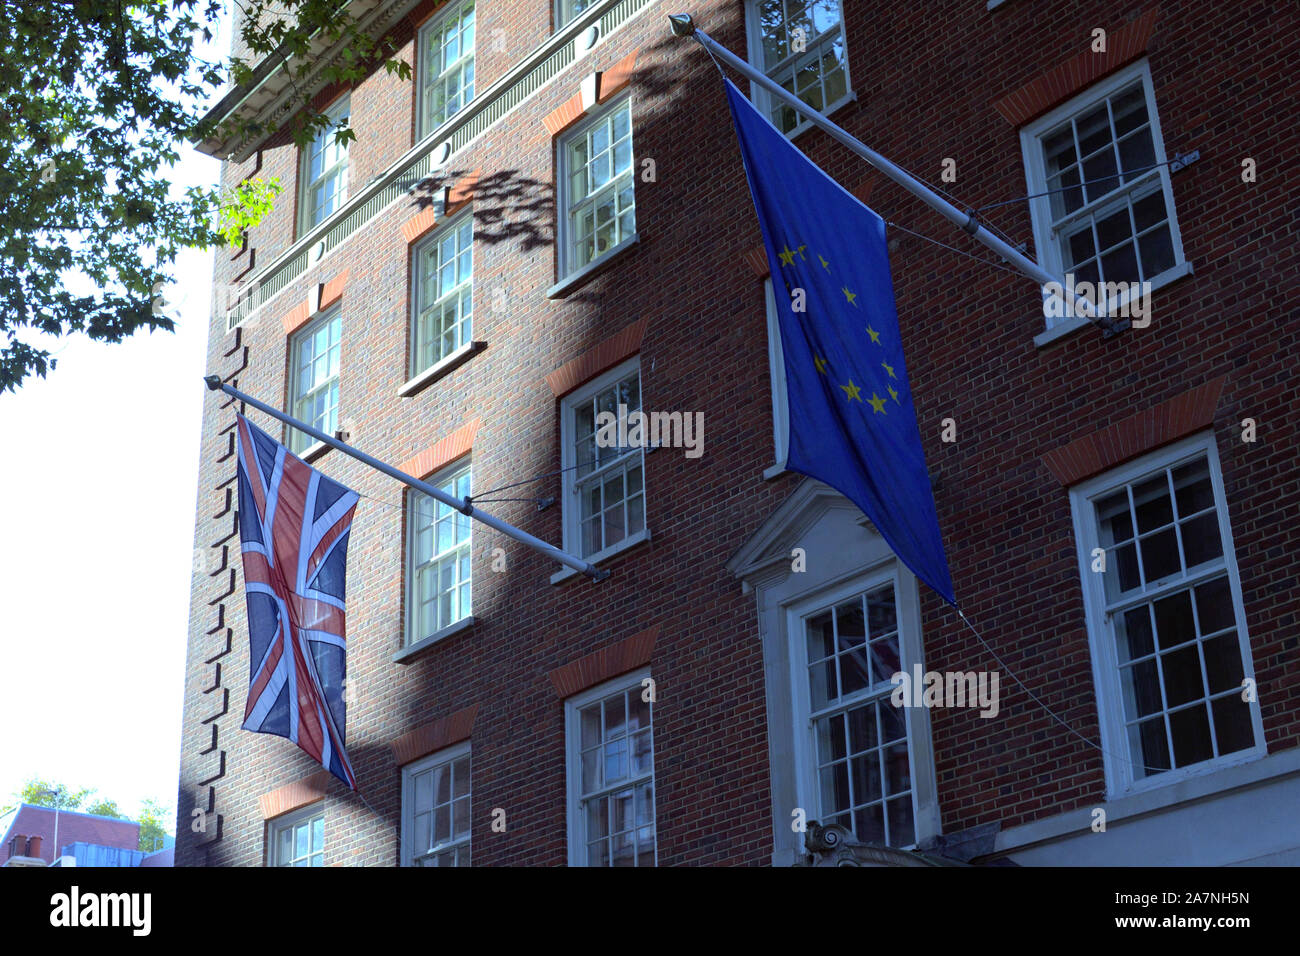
[726,478,880,589]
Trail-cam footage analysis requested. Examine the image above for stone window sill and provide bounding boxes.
[550,528,651,585]
[399,341,486,398]
[392,616,476,664]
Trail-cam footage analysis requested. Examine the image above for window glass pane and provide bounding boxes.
[1111,85,1148,136]
[1131,189,1168,234]
[1169,704,1213,767]
[1100,240,1139,286]
[1131,717,1170,778]
[1194,576,1235,635]
[1140,528,1180,582]
[1137,224,1175,277]
[1115,606,1155,663]
[1211,695,1255,756]
[1153,589,1195,650]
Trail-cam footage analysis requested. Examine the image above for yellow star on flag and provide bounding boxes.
[882,360,897,379]
[868,393,887,414]
[819,254,830,271]
[866,326,881,344]
[840,380,863,402]
[779,245,797,266]
[888,385,900,404]
[796,244,807,260]
[813,355,828,374]
[842,287,858,306]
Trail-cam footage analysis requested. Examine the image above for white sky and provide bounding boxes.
[0,7,231,826]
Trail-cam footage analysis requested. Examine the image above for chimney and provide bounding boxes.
[26,835,42,859]
[9,833,25,858]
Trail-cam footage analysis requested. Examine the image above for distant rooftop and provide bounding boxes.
[0,804,140,866]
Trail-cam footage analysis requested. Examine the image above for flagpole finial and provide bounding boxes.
[668,14,695,37]
[203,374,223,391]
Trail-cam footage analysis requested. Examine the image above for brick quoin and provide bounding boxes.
[176,0,1300,866]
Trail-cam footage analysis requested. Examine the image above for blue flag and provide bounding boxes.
[725,79,955,605]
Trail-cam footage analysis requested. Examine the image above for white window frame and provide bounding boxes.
[405,460,472,646]
[743,0,853,137]
[559,356,648,563]
[564,667,656,867]
[1020,60,1188,326]
[787,564,929,849]
[417,1,476,140]
[554,0,596,31]
[298,96,350,236]
[556,95,636,280]
[287,305,342,454]
[1069,432,1265,797]
[400,741,471,866]
[267,803,325,867]
[410,211,474,378]
[764,278,789,469]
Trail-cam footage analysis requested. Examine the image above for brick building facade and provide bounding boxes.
[176,0,1300,866]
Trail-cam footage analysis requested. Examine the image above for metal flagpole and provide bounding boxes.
[204,376,610,582]
[667,14,1121,335]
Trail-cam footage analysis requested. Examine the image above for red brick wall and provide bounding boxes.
[178,0,1300,864]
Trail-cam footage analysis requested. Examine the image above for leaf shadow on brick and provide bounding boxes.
[405,167,554,254]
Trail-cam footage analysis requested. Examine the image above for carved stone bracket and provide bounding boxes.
[797,822,967,867]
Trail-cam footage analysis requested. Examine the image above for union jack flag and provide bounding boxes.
[235,414,360,789]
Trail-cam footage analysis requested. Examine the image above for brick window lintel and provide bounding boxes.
[549,626,659,698]
[1042,375,1226,486]
[389,703,479,766]
[398,418,481,479]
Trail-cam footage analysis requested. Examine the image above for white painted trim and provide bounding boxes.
[266,802,324,867]
[726,482,940,863]
[993,744,1300,858]
[558,356,645,562]
[1033,260,1193,347]
[550,528,650,584]
[409,207,475,379]
[415,0,477,142]
[555,94,635,282]
[785,565,937,850]
[580,71,600,111]
[297,96,351,238]
[298,439,331,463]
[546,232,640,298]
[1067,431,1266,798]
[763,278,790,470]
[393,615,476,663]
[400,740,471,867]
[405,460,473,647]
[742,0,854,139]
[1018,60,1187,333]
[563,667,654,867]
[286,304,343,454]
[398,340,486,397]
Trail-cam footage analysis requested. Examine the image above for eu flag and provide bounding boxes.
[725,79,955,605]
